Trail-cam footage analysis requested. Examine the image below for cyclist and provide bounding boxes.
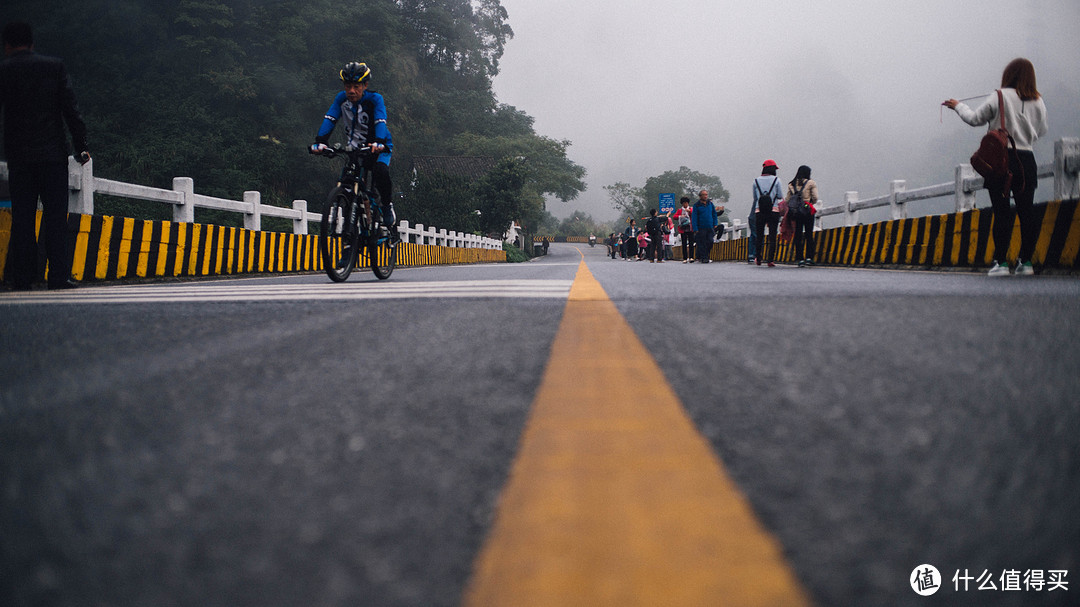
[310,61,397,240]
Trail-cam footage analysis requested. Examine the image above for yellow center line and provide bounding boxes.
[464,255,813,606]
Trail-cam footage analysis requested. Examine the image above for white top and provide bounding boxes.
[752,176,783,213]
[953,88,1048,151]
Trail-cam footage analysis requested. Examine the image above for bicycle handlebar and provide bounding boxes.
[310,143,381,158]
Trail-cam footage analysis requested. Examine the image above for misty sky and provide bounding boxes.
[491,0,1080,224]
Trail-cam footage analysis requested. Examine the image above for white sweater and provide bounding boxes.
[954,88,1048,151]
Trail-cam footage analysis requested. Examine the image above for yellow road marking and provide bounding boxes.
[464,256,812,606]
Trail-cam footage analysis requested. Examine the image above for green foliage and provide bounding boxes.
[401,156,530,239]
[606,166,731,224]
[0,0,583,234]
[503,241,530,263]
[641,166,729,209]
[554,210,606,238]
[605,181,648,224]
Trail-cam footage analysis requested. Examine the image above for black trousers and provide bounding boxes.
[695,229,713,261]
[792,212,815,260]
[988,150,1038,262]
[680,231,695,260]
[646,230,662,261]
[7,161,72,288]
[755,211,779,262]
[368,161,395,225]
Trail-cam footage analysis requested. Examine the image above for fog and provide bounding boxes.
[492,0,1080,223]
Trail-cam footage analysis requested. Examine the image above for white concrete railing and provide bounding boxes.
[713,137,1080,239]
[814,137,1080,228]
[0,159,502,250]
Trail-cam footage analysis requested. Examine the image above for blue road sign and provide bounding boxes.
[659,193,676,215]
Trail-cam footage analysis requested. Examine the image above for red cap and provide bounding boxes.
[762,159,778,168]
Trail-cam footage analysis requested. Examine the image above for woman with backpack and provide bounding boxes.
[753,160,784,267]
[674,196,695,262]
[784,165,819,267]
[944,58,1048,276]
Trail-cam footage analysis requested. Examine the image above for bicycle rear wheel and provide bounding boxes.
[320,187,359,282]
[368,227,396,280]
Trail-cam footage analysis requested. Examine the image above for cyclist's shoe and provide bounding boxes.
[381,204,397,227]
[336,246,353,269]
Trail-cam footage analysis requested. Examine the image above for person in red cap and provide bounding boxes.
[752,160,784,267]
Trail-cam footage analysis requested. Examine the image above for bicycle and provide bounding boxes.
[313,143,396,281]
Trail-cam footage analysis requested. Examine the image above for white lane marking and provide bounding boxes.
[0,280,574,304]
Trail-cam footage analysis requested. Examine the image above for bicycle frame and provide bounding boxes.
[318,144,396,281]
[334,147,376,233]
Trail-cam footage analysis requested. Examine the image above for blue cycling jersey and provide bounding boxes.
[316,90,393,165]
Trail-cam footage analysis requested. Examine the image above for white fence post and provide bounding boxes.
[172,177,195,223]
[415,223,425,244]
[844,191,859,226]
[1054,137,1080,201]
[955,164,977,212]
[68,156,94,214]
[292,200,307,235]
[889,180,906,220]
[243,191,261,231]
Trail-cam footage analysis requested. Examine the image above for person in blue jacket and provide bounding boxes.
[691,189,718,263]
[310,62,397,237]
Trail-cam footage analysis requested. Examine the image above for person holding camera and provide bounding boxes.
[944,58,1048,276]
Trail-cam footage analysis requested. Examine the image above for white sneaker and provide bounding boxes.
[987,261,1010,277]
[1015,260,1034,276]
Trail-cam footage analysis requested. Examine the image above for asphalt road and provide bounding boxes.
[1,243,1078,606]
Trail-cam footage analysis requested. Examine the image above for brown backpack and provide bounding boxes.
[970,89,1019,196]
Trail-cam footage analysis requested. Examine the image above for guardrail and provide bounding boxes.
[712,138,1079,240]
[0,160,502,250]
[814,137,1080,227]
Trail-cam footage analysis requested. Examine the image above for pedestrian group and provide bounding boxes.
[607,164,820,267]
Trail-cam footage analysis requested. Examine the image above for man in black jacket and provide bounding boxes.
[1,21,90,290]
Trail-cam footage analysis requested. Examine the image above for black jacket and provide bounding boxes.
[0,49,88,163]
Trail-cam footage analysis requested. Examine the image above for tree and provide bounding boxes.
[1,0,583,237]
[642,166,730,208]
[607,167,732,224]
[473,157,528,237]
[605,181,647,222]
[555,210,606,238]
[450,130,586,204]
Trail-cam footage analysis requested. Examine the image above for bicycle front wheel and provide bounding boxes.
[320,187,359,282]
[368,228,397,280]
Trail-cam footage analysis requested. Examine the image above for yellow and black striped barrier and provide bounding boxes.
[0,211,506,283]
[702,199,1080,270]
